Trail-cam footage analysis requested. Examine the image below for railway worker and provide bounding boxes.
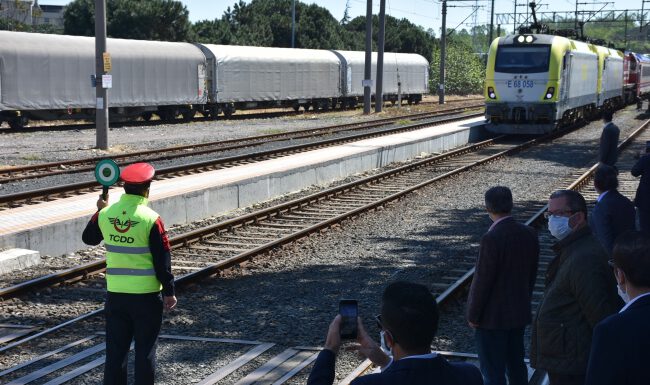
[531,190,621,385]
[467,186,539,385]
[598,110,620,167]
[82,162,177,385]
[307,281,482,385]
[589,164,635,255]
[631,141,650,232]
[585,231,650,385]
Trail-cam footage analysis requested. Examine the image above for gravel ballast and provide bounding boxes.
[0,105,645,384]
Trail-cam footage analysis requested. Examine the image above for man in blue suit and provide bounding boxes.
[631,141,650,232]
[585,231,650,385]
[307,281,483,385]
[590,164,636,255]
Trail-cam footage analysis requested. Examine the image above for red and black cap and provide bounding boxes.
[121,162,155,184]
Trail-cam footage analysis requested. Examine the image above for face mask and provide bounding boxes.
[617,284,630,304]
[380,331,392,355]
[548,215,572,240]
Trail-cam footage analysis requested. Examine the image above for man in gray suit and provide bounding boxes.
[599,110,619,167]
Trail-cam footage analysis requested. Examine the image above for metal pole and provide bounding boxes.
[291,0,295,48]
[95,0,108,149]
[514,0,517,33]
[575,0,578,31]
[375,0,386,113]
[489,0,494,45]
[439,0,446,105]
[623,9,627,49]
[363,0,372,115]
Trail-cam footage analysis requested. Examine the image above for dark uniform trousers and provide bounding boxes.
[104,292,163,385]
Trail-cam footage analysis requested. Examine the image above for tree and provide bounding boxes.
[430,37,485,95]
[345,15,435,62]
[63,0,194,41]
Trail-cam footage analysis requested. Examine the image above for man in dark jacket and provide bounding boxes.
[531,190,622,385]
[307,282,482,385]
[631,141,650,232]
[599,110,619,167]
[585,231,650,385]
[589,164,636,255]
[467,186,539,385]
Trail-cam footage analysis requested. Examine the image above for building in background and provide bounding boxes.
[0,0,65,29]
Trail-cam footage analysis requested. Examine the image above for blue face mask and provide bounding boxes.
[548,215,572,240]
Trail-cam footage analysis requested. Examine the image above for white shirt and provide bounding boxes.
[619,291,650,313]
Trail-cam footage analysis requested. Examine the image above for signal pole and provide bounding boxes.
[375,0,386,113]
[439,0,446,104]
[291,0,296,48]
[363,0,372,114]
[95,0,108,149]
[489,0,495,43]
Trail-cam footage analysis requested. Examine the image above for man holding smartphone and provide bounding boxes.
[307,281,482,385]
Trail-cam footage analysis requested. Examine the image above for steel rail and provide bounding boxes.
[0,116,610,353]
[0,112,484,208]
[0,104,483,182]
[0,135,500,301]
[0,98,484,134]
[337,118,650,384]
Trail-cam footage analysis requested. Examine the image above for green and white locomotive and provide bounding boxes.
[484,34,624,134]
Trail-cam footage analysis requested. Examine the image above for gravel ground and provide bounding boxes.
[0,105,646,384]
[0,99,480,196]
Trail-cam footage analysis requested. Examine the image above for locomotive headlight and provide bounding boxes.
[488,87,497,99]
[525,36,534,43]
[517,36,525,43]
[544,87,555,100]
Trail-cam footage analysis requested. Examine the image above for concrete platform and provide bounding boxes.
[0,117,486,256]
[0,248,40,274]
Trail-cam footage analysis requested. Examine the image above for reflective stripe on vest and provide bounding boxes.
[99,194,162,294]
[106,268,156,276]
[105,244,151,254]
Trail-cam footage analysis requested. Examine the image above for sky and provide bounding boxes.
[43,0,644,36]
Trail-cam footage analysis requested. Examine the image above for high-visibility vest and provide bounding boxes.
[98,194,162,294]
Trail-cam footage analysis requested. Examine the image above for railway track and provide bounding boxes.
[339,119,650,385]
[0,107,484,210]
[0,98,483,134]
[2,119,646,384]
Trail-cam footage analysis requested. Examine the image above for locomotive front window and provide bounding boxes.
[495,45,551,73]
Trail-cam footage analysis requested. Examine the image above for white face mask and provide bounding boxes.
[379,330,392,355]
[548,215,572,240]
[617,285,630,303]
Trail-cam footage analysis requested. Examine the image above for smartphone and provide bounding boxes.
[339,299,358,339]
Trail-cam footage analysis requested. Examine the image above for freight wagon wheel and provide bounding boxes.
[293,104,300,112]
[141,112,153,122]
[181,109,195,122]
[8,116,28,130]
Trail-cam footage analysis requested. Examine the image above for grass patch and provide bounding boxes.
[396,119,413,125]
[22,154,41,161]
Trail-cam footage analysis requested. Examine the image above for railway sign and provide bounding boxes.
[103,52,112,73]
[94,159,120,200]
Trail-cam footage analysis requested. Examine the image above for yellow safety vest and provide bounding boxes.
[98,194,162,294]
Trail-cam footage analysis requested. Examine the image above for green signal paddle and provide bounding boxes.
[94,159,120,201]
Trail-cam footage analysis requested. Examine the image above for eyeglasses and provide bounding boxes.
[543,210,574,219]
[375,314,383,330]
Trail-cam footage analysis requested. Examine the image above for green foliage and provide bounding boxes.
[64,0,194,41]
[430,37,485,95]
[192,0,435,61]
